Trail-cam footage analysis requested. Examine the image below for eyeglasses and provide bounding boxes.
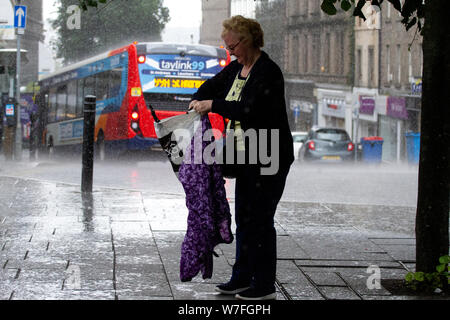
[226,39,242,51]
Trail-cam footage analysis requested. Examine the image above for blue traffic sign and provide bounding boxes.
[14,5,27,29]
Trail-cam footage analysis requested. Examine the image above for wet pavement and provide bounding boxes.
[0,171,447,300]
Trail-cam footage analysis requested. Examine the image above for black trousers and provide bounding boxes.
[230,165,290,291]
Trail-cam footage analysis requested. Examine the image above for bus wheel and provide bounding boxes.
[97,132,106,161]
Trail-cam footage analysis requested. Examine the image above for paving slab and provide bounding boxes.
[0,175,448,301]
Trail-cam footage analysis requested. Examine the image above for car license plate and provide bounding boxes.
[322,156,341,160]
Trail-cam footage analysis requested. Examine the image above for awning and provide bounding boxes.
[0,48,29,65]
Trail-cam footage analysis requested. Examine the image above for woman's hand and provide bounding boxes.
[189,100,213,115]
[188,100,198,111]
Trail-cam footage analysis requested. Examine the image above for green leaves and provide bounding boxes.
[371,0,383,8]
[405,255,450,293]
[320,0,353,16]
[78,0,99,11]
[320,0,426,35]
[414,272,425,282]
[406,17,417,31]
[321,0,338,16]
[52,0,170,63]
[353,0,366,20]
[400,0,424,33]
[387,0,402,12]
[77,0,109,11]
[436,264,446,273]
[437,255,450,274]
[439,255,450,264]
[341,0,352,11]
[405,272,413,282]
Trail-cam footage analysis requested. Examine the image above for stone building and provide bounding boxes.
[284,1,423,163]
[199,0,230,46]
[352,1,423,162]
[200,0,259,47]
[352,2,381,143]
[230,0,256,18]
[284,0,354,132]
[377,0,422,162]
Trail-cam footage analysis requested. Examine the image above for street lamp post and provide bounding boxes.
[14,0,23,161]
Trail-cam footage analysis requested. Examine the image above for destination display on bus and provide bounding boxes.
[139,54,222,94]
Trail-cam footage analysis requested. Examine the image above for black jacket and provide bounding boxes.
[192,51,294,169]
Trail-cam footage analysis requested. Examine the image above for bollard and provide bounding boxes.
[81,95,96,193]
[81,191,94,232]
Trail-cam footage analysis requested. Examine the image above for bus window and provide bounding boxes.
[110,67,123,97]
[76,79,84,117]
[96,71,110,101]
[84,76,95,97]
[48,88,57,123]
[66,81,77,119]
[56,85,67,121]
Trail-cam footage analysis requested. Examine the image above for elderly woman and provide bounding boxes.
[189,15,294,300]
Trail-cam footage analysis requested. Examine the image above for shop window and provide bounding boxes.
[303,34,308,73]
[368,46,375,87]
[356,48,362,85]
[396,44,401,84]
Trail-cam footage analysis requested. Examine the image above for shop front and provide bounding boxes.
[289,99,315,132]
[405,95,421,133]
[378,96,408,163]
[354,94,378,141]
[285,78,316,132]
[316,88,350,131]
[320,97,346,129]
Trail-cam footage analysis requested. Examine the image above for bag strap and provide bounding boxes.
[148,103,160,123]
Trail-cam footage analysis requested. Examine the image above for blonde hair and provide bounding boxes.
[221,15,264,48]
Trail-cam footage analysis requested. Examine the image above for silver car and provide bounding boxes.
[299,127,355,162]
[292,131,308,160]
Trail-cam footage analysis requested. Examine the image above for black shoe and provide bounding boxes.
[215,281,250,295]
[235,287,276,300]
